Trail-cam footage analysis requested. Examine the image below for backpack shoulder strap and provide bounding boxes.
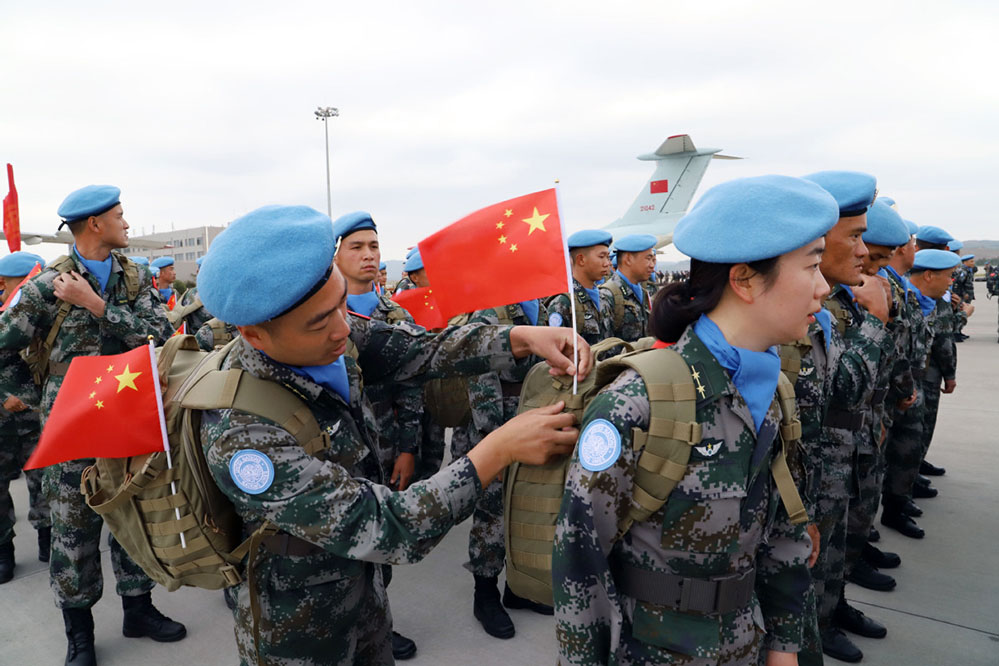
[571,290,588,336]
[771,374,809,525]
[778,340,804,385]
[609,283,625,332]
[116,254,141,303]
[492,305,514,326]
[26,256,77,383]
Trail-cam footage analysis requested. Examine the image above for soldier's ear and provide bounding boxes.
[239,324,271,352]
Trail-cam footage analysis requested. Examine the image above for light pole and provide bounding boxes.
[314,106,339,218]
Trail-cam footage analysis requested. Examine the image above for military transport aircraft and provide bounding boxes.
[602,134,740,248]
[0,228,171,250]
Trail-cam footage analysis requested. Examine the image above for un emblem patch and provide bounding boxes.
[229,450,275,495]
[578,419,622,472]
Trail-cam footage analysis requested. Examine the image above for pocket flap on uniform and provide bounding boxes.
[632,602,720,659]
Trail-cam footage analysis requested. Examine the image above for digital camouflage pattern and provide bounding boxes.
[600,271,651,342]
[0,251,173,607]
[201,321,520,665]
[449,302,545,578]
[195,318,239,351]
[547,278,613,345]
[921,297,957,458]
[0,386,49,545]
[179,285,214,333]
[553,329,812,666]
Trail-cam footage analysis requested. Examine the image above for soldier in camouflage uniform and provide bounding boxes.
[601,234,657,343]
[195,317,239,351]
[547,230,614,345]
[174,256,213,334]
[0,186,185,665]
[449,299,550,639]
[554,175,838,666]
[194,204,588,665]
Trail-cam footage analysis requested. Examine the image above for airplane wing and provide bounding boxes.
[2,229,173,250]
[602,134,741,249]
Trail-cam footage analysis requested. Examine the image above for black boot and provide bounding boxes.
[391,631,417,660]
[503,582,554,615]
[912,481,938,499]
[901,498,923,517]
[882,494,926,539]
[821,626,862,663]
[868,526,880,543]
[473,575,515,639]
[848,559,897,591]
[38,526,51,563]
[862,543,901,569]
[0,541,13,584]
[920,460,946,476]
[62,607,97,666]
[121,592,187,642]
[835,598,888,638]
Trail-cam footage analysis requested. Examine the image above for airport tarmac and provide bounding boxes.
[1,284,997,665]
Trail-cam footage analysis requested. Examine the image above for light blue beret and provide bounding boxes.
[379,261,386,270]
[332,211,376,246]
[916,225,954,245]
[614,234,657,253]
[195,255,206,267]
[57,185,121,228]
[199,205,336,325]
[150,266,160,278]
[862,201,909,247]
[406,247,419,259]
[567,230,613,249]
[879,196,896,208]
[904,220,918,236]
[801,171,877,217]
[912,249,961,272]
[961,254,975,261]
[151,256,175,269]
[947,239,964,252]
[404,249,423,273]
[131,256,149,266]
[674,175,839,263]
[0,251,45,277]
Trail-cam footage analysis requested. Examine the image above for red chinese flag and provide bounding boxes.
[4,164,21,253]
[0,262,41,312]
[391,287,447,329]
[24,344,168,469]
[650,179,669,194]
[418,188,569,320]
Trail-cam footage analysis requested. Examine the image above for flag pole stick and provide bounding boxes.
[554,185,578,395]
[148,340,186,549]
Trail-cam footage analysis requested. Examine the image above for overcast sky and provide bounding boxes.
[3,0,997,264]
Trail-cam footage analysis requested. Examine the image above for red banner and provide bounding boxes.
[3,164,21,253]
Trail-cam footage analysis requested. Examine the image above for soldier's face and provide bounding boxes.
[92,205,129,249]
[921,268,954,299]
[820,214,868,286]
[621,250,656,282]
[861,244,894,276]
[240,263,352,367]
[0,276,7,291]
[335,230,380,284]
[577,246,611,283]
[410,269,430,288]
[897,237,916,271]
[159,265,176,283]
[751,238,830,344]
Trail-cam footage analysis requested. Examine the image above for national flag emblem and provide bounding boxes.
[391,287,447,330]
[650,179,669,194]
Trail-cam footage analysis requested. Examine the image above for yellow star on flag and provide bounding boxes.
[114,364,142,393]
[510,244,518,253]
[95,401,104,410]
[94,376,102,385]
[504,209,513,218]
[521,208,550,235]
[89,391,96,399]
[498,235,507,244]
[496,221,505,229]
[106,364,114,373]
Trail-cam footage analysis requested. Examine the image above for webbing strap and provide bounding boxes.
[510,549,552,570]
[515,466,565,485]
[137,493,187,512]
[165,554,226,574]
[153,535,214,561]
[773,374,809,525]
[771,448,808,525]
[510,494,562,514]
[146,512,197,536]
[510,521,556,541]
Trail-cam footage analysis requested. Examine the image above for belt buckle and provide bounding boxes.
[678,576,717,614]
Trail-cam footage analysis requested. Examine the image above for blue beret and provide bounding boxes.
[404,249,424,273]
[912,249,961,272]
[150,266,160,278]
[405,247,419,259]
[332,211,377,247]
[862,201,909,247]
[904,219,918,236]
[379,261,386,270]
[961,254,975,261]
[195,255,206,267]
[916,225,954,245]
[674,175,839,263]
[130,256,149,266]
[614,234,657,253]
[151,256,175,269]
[57,185,121,229]
[199,205,336,325]
[879,196,896,208]
[0,251,45,277]
[567,230,613,249]
[801,171,877,217]
[947,239,964,252]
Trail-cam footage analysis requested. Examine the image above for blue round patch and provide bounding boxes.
[229,450,275,495]
[548,312,563,327]
[578,418,622,472]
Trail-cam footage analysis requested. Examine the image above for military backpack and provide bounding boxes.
[503,338,808,607]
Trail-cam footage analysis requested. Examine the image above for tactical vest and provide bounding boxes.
[21,253,141,385]
[204,318,236,348]
[503,339,807,607]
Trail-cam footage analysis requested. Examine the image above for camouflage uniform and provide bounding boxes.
[201,320,521,665]
[547,278,613,345]
[600,271,652,342]
[0,251,173,608]
[449,302,546,578]
[921,298,957,459]
[0,372,50,546]
[195,318,239,351]
[553,329,813,666]
[178,285,213,333]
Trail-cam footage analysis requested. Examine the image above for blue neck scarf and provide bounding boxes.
[346,291,380,318]
[159,288,174,302]
[581,285,602,311]
[908,283,937,316]
[73,244,112,293]
[693,314,780,432]
[282,357,350,403]
[616,270,645,304]
[518,299,540,326]
[813,308,833,351]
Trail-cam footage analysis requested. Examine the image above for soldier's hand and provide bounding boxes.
[851,275,889,324]
[53,271,105,316]
[765,651,798,666]
[962,303,975,316]
[2,396,28,412]
[942,378,956,394]
[390,453,416,491]
[467,402,577,485]
[509,326,593,380]
[897,389,917,411]
[950,291,962,307]
[806,523,821,568]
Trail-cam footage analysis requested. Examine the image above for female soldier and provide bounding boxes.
[553,175,839,666]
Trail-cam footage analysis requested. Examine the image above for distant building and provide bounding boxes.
[120,226,225,282]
